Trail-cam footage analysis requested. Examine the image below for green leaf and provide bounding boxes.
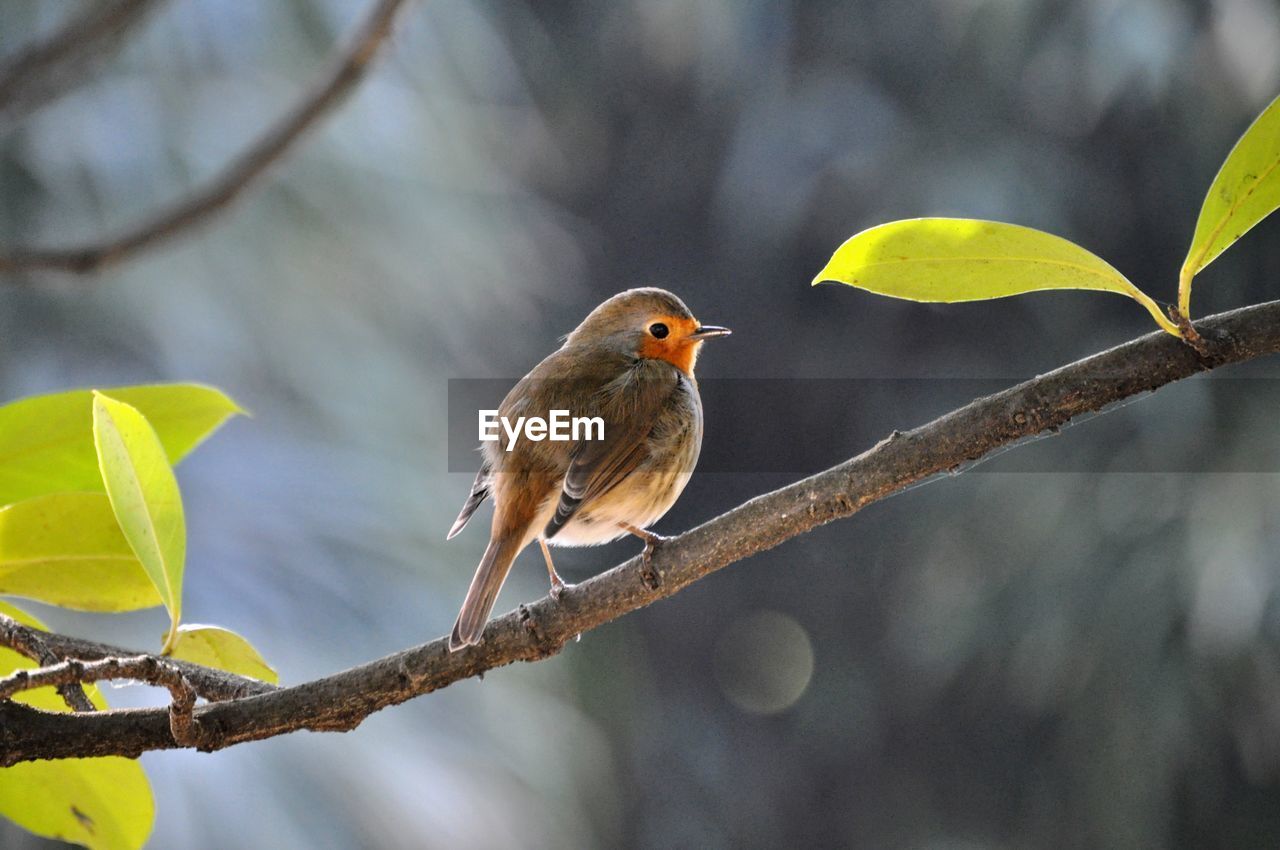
[92,394,186,653]
[0,383,243,506]
[0,601,155,850]
[0,492,161,612]
[169,624,279,684]
[1180,93,1280,314]
[812,218,1181,336]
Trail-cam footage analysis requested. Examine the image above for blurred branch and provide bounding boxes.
[0,0,410,278]
[3,299,1280,764]
[0,0,166,128]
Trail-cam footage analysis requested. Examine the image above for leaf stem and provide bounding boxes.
[1127,285,1184,338]
[161,618,179,655]
[1178,265,1194,320]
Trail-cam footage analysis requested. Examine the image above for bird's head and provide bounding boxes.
[567,287,731,375]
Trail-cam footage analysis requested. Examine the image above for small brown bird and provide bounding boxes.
[447,288,730,650]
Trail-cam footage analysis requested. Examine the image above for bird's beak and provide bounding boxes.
[690,325,732,340]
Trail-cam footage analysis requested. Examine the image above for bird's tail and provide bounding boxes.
[447,465,490,540]
[449,534,525,651]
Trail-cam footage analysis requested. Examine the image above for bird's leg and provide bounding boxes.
[619,522,670,590]
[539,539,572,600]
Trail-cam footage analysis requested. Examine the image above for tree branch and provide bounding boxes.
[3,300,1279,765]
[0,613,96,712]
[0,655,199,746]
[0,0,410,278]
[0,613,273,703]
[0,0,166,128]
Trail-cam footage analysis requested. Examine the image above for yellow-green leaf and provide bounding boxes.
[0,758,154,850]
[0,383,244,506]
[0,493,161,611]
[1180,93,1280,314]
[0,601,154,850]
[812,218,1181,335]
[92,394,186,653]
[169,624,279,684]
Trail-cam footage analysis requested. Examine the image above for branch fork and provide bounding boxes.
[0,654,200,746]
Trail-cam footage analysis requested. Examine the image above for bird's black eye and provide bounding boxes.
[649,322,669,339]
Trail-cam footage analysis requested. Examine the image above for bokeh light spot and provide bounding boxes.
[714,610,815,715]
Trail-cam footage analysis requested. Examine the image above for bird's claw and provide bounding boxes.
[549,578,575,602]
[618,523,669,590]
[637,531,670,590]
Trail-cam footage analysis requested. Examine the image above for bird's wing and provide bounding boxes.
[447,462,491,540]
[543,363,676,539]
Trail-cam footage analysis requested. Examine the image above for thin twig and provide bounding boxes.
[0,0,410,277]
[0,612,95,712]
[0,655,199,746]
[0,0,166,127]
[1,300,1278,764]
[0,612,272,702]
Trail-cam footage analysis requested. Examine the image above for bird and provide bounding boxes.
[447,287,730,650]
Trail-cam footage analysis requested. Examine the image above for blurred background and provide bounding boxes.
[2,0,1280,847]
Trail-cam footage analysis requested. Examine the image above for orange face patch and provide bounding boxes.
[639,315,704,375]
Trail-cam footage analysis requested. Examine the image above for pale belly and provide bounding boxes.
[499,360,704,549]
[541,465,695,546]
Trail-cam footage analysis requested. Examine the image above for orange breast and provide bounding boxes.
[639,316,701,375]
